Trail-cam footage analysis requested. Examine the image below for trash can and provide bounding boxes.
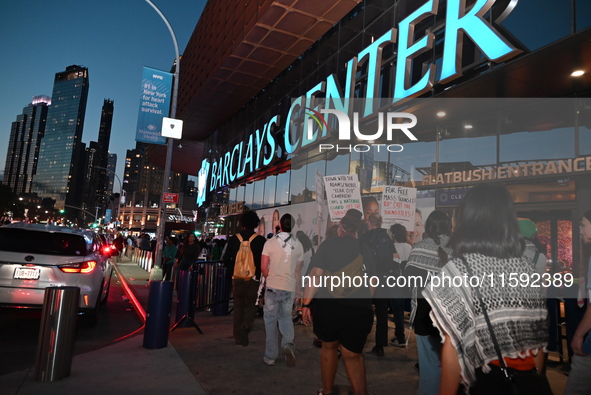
[35,286,80,382]
[212,263,230,316]
[143,280,174,349]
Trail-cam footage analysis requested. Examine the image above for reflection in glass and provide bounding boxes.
[263,176,276,208]
[326,152,350,176]
[290,164,307,203]
[390,141,436,185]
[276,172,290,206]
[306,155,326,200]
[252,180,264,210]
[244,183,254,209]
[500,128,575,163]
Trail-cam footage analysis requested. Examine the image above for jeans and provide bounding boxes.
[565,354,591,394]
[416,334,442,395]
[263,287,295,360]
[390,298,406,341]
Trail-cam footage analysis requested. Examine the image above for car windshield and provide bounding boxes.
[0,228,89,256]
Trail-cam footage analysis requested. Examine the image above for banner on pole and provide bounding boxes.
[135,66,172,145]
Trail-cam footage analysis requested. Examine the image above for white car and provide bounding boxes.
[0,223,114,326]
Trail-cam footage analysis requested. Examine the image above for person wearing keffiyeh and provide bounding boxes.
[423,184,547,394]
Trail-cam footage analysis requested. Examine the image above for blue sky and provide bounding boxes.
[0,0,207,192]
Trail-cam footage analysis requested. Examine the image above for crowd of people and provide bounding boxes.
[211,182,591,395]
[111,182,589,394]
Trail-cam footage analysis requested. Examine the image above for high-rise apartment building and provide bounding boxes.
[3,95,50,194]
[32,65,89,210]
[124,142,186,208]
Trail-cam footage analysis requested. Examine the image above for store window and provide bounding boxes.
[290,163,307,203]
[306,153,326,201]
[576,0,591,31]
[264,175,276,207]
[252,180,264,210]
[275,172,290,206]
[326,152,350,176]
[244,183,254,209]
[390,140,436,185]
[500,1,571,51]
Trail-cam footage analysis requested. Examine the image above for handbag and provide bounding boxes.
[461,256,553,395]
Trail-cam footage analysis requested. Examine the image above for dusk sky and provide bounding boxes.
[0,0,207,192]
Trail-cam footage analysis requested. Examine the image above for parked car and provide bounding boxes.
[0,222,114,326]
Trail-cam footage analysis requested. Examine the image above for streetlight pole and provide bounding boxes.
[145,0,179,280]
[95,166,123,227]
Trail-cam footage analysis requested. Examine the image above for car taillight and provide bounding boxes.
[60,260,97,274]
[102,247,112,255]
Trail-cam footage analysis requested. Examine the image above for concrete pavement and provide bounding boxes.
[0,256,570,394]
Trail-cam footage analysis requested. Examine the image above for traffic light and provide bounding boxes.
[194,231,202,236]
[59,209,65,214]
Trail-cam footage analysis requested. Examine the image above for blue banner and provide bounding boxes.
[135,66,172,145]
[104,208,112,224]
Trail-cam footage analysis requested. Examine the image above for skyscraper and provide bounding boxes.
[32,65,89,210]
[3,95,50,195]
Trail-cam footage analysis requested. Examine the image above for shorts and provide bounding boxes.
[312,298,373,354]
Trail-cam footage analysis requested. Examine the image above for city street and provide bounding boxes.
[0,270,143,376]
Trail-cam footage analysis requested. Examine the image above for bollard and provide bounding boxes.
[35,286,80,382]
[143,281,173,349]
[175,270,193,326]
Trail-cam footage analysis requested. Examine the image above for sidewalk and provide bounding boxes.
[0,256,570,394]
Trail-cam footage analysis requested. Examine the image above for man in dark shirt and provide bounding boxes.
[359,213,397,357]
[222,211,266,346]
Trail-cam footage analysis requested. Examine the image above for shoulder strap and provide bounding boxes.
[248,233,257,242]
[461,256,511,379]
[237,234,243,242]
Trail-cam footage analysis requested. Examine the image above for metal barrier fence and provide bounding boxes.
[132,248,154,272]
[172,260,232,332]
[193,260,232,313]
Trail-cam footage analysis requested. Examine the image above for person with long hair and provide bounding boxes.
[296,231,315,276]
[565,209,591,394]
[302,209,376,395]
[404,210,453,394]
[424,184,548,394]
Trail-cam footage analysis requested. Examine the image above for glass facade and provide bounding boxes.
[201,0,591,215]
[32,65,89,209]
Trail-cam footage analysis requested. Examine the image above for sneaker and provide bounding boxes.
[371,345,385,357]
[390,338,406,348]
[263,356,276,366]
[283,344,296,367]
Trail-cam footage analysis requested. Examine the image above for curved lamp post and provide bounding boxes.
[145,0,180,278]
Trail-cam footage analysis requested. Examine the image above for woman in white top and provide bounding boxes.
[390,223,412,262]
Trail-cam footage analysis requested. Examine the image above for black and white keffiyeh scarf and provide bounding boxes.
[405,235,452,328]
[423,253,548,389]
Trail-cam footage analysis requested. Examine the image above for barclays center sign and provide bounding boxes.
[196,0,522,206]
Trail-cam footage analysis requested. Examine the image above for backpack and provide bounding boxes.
[233,233,257,280]
[324,253,366,298]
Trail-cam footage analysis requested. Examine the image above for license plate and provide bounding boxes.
[14,267,41,280]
